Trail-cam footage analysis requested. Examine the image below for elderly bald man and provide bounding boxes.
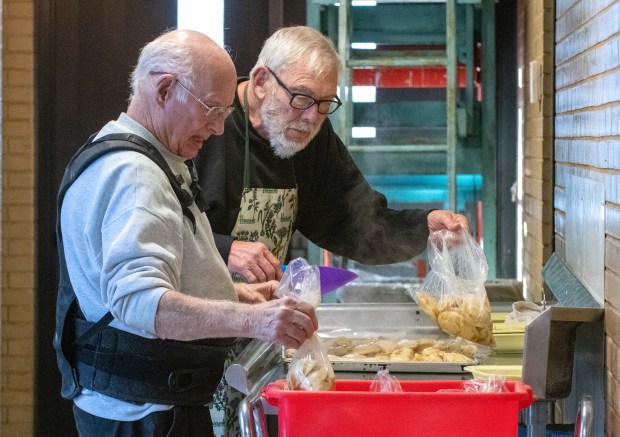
[54,29,318,437]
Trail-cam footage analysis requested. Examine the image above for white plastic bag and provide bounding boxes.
[410,229,496,347]
[505,301,543,324]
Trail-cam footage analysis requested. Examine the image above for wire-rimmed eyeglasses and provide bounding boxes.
[149,71,235,120]
[266,67,342,115]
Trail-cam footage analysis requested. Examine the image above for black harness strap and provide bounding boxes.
[62,133,201,231]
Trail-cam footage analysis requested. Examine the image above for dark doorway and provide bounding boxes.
[495,0,518,278]
[35,2,177,435]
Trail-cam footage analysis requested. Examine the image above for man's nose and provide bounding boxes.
[301,104,324,123]
[207,116,226,136]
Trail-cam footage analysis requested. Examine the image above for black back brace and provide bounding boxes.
[53,133,233,406]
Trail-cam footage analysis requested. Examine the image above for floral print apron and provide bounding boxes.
[210,85,297,437]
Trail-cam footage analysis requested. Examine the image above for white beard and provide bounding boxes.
[260,91,322,159]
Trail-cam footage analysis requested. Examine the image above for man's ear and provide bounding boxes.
[251,66,271,100]
[155,74,176,107]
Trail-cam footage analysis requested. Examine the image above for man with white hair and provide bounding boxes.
[54,29,318,437]
[198,25,467,284]
[196,25,468,436]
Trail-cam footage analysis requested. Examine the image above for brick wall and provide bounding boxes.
[554,0,620,434]
[521,0,555,301]
[1,0,36,436]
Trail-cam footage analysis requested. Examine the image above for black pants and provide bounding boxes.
[73,404,215,437]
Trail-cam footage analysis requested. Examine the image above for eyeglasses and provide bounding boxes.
[266,68,342,115]
[149,71,235,120]
[175,80,235,120]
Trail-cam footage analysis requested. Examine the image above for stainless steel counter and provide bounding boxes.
[229,302,520,393]
[233,301,523,437]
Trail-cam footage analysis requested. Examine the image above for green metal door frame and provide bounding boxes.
[481,0,497,278]
[306,1,498,276]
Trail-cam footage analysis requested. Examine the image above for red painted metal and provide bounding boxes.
[477,200,483,245]
[352,66,469,88]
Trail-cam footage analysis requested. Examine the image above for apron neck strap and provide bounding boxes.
[243,84,251,188]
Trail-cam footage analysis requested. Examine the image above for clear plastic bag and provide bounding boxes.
[275,257,321,308]
[463,374,509,393]
[437,375,508,393]
[370,369,403,393]
[279,258,335,391]
[410,228,496,347]
[287,334,336,391]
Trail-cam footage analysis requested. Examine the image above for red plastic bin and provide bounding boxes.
[262,379,535,437]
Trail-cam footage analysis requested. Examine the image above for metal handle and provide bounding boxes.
[238,366,281,437]
[574,394,593,437]
[239,387,268,437]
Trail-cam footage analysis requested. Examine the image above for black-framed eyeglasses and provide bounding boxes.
[266,68,342,115]
[149,71,235,120]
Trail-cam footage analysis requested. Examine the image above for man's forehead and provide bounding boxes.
[283,68,338,94]
[282,61,335,78]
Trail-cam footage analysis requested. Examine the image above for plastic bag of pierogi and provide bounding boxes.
[276,258,335,391]
[410,229,496,347]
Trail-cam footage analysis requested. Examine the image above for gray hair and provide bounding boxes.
[129,31,194,104]
[252,26,342,79]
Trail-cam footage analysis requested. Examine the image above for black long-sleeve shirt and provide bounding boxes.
[195,79,430,265]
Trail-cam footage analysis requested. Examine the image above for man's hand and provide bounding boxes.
[249,297,318,349]
[235,280,279,304]
[228,240,283,283]
[427,210,469,233]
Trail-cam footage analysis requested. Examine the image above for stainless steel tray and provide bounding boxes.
[284,303,479,374]
[284,353,475,374]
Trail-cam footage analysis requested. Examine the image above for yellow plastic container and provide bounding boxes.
[464,365,523,380]
[493,317,526,353]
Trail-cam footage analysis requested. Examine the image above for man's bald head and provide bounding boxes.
[129,29,235,104]
[126,29,237,158]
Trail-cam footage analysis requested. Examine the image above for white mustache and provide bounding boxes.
[287,122,314,133]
